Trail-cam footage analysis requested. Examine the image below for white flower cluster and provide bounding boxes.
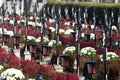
[59,29,65,34]
[64,22,71,26]
[0,65,4,71]
[0,28,7,34]
[90,24,95,29]
[82,24,88,29]
[0,28,14,36]
[63,46,76,54]
[80,47,96,56]
[28,78,36,80]
[49,18,55,23]
[90,33,95,40]
[26,36,36,42]
[48,40,62,48]
[64,29,74,35]
[6,31,14,36]
[81,33,85,38]
[100,52,119,61]
[112,25,117,31]
[1,68,25,80]
[49,27,55,32]
[35,36,49,44]
[28,21,36,27]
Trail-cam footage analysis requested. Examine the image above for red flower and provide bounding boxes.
[38,65,54,74]
[52,73,67,80]
[66,73,79,80]
[8,54,21,66]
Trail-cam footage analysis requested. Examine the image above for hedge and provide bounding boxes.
[48,1,120,8]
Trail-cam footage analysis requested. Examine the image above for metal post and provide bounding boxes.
[84,7,88,25]
[25,0,29,52]
[74,8,81,76]
[118,8,120,35]
[55,13,59,65]
[65,6,69,19]
[13,0,16,35]
[41,6,46,62]
[102,22,108,80]
[104,8,108,28]
[109,16,112,49]
[93,7,96,43]
[2,3,5,46]
[19,0,22,21]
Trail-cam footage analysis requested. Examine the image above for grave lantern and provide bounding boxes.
[42,45,51,56]
[3,34,10,43]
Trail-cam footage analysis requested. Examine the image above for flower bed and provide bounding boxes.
[0,48,79,80]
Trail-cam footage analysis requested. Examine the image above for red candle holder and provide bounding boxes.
[13,35,20,46]
[42,45,52,56]
[70,32,76,38]
[29,43,37,54]
[85,60,97,74]
[60,54,71,67]
[3,34,10,43]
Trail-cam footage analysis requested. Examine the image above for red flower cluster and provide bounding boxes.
[0,53,21,67]
[38,65,55,74]
[52,73,79,80]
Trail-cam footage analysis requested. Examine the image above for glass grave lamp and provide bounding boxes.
[60,54,71,67]
[13,35,20,48]
[3,34,10,43]
[42,45,52,56]
[70,32,76,38]
[29,43,37,57]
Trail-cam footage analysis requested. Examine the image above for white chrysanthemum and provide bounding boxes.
[49,18,55,23]
[82,24,88,29]
[80,47,96,56]
[6,31,14,36]
[0,16,2,20]
[81,33,85,38]
[17,20,20,24]
[4,18,9,21]
[28,21,33,26]
[48,40,62,47]
[35,36,49,43]
[59,29,65,34]
[64,22,70,26]
[91,24,95,29]
[32,22,35,27]
[63,46,76,54]
[0,65,4,71]
[112,25,117,30]
[21,20,25,23]
[64,29,74,35]
[36,22,42,27]
[1,68,25,80]
[10,20,14,24]
[28,78,36,80]
[90,33,95,40]
[0,28,7,34]
[100,52,119,61]
[24,36,36,42]
[29,16,33,20]
[49,27,55,32]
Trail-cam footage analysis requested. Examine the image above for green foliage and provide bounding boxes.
[48,1,120,8]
